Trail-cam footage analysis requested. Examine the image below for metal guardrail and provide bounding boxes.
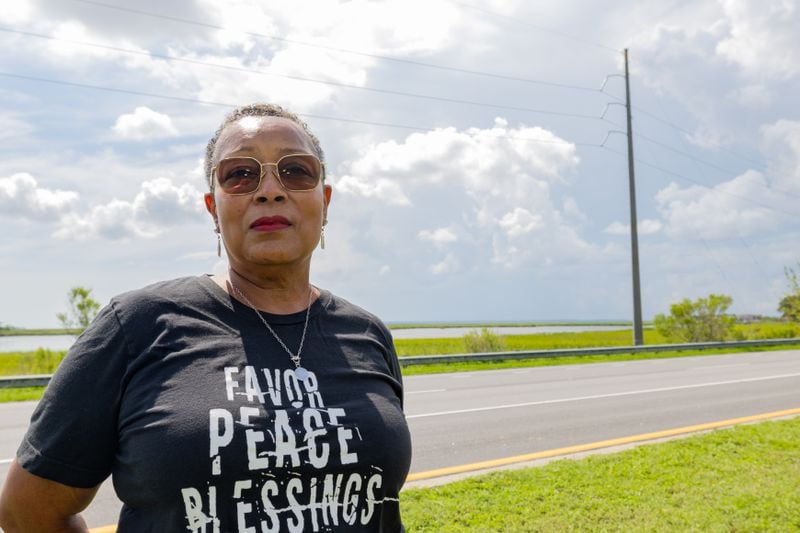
[0,374,52,389]
[397,338,800,367]
[1,338,799,388]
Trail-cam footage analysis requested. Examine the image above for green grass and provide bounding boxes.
[394,329,667,356]
[0,387,47,402]
[399,344,798,375]
[396,325,800,375]
[395,323,800,357]
[0,328,77,336]
[0,349,65,402]
[0,349,66,376]
[401,416,800,531]
[389,321,636,329]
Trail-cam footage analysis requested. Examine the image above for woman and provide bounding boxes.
[0,103,412,532]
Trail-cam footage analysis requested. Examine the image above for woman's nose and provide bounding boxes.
[254,164,286,202]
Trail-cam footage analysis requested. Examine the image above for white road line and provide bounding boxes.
[406,372,800,419]
[407,389,447,394]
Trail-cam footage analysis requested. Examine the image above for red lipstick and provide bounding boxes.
[250,216,291,232]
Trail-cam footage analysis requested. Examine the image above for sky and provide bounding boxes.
[1,0,799,328]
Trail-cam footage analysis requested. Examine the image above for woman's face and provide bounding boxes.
[204,116,332,272]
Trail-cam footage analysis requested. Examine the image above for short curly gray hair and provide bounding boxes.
[204,103,325,190]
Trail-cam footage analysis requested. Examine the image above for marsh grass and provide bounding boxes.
[394,329,668,356]
[463,328,506,353]
[0,387,46,402]
[0,349,66,376]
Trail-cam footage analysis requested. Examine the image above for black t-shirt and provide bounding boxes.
[18,276,412,532]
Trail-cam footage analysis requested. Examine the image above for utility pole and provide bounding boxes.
[624,48,644,345]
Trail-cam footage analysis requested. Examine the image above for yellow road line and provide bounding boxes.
[88,406,800,532]
[405,406,800,482]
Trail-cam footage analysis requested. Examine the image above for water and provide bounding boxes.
[389,325,630,339]
[0,325,632,351]
[0,335,75,352]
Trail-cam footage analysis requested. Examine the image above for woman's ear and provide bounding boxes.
[322,184,332,219]
[204,192,217,222]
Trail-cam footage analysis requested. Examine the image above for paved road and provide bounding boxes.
[0,349,798,528]
[405,349,800,473]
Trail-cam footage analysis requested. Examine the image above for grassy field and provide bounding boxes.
[399,344,799,375]
[0,328,77,336]
[0,349,62,402]
[0,387,47,402]
[393,322,800,356]
[388,321,635,329]
[1,322,797,401]
[0,349,64,375]
[401,416,800,531]
[394,329,666,356]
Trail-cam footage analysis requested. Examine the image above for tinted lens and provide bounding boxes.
[216,158,262,194]
[276,154,321,191]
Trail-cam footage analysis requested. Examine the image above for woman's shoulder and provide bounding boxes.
[321,290,393,339]
[110,275,220,313]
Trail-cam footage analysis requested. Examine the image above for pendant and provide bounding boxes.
[294,366,310,381]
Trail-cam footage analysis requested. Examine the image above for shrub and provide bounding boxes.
[779,263,800,322]
[756,326,800,340]
[654,294,736,343]
[463,328,507,353]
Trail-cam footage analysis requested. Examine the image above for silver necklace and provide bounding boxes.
[229,281,314,381]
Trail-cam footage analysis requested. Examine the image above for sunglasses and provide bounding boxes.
[212,153,324,194]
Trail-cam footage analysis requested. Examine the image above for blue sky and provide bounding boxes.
[1,0,799,327]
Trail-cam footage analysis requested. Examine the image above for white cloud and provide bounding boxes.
[419,227,458,245]
[332,118,594,273]
[334,173,411,206]
[55,178,205,240]
[562,196,588,224]
[431,253,460,275]
[655,170,782,239]
[0,114,35,142]
[760,119,800,190]
[146,0,471,111]
[0,0,32,23]
[605,219,663,236]
[654,119,800,242]
[499,208,543,238]
[640,219,665,235]
[0,173,78,218]
[727,83,771,108]
[132,178,205,224]
[113,107,179,140]
[716,0,800,79]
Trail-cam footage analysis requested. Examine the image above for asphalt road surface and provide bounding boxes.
[0,349,798,528]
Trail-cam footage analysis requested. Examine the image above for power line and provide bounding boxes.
[602,146,800,221]
[634,132,800,202]
[598,74,766,169]
[700,238,736,296]
[448,0,621,53]
[630,104,765,168]
[0,27,610,120]
[68,0,601,93]
[639,96,800,204]
[0,71,603,147]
